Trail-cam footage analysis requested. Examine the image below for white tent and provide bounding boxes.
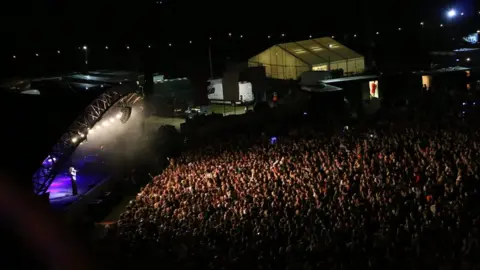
[248,37,365,80]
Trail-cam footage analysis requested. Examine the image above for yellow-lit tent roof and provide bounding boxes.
[274,37,363,65]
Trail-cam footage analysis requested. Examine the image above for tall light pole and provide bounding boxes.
[208,40,214,79]
[83,45,88,73]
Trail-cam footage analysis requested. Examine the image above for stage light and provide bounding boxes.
[169,43,172,47]
[116,113,122,119]
[309,35,312,38]
[240,35,243,38]
[331,36,335,39]
[281,33,285,37]
[228,33,232,36]
[209,37,212,40]
[109,118,115,123]
[376,32,379,35]
[105,46,109,49]
[102,122,109,127]
[461,12,464,16]
[148,45,151,48]
[126,45,130,49]
[57,50,61,54]
[467,58,471,62]
[267,35,271,39]
[72,137,78,143]
[83,45,87,50]
[398,28,402,31]
[35,53,39,57]
[440,24,443,27]
[447,9,456,18]
[353,34,357,37]
[189,40,192,44]
[420,22,424,26]
[13,55,16,59]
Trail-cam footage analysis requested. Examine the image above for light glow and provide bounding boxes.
[447,9,457,18]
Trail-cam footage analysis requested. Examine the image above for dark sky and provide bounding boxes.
[1,0,473,39]
[0,0,478,77]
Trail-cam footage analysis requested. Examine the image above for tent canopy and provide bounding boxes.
[248,37,365,80]
[276,37,363,65]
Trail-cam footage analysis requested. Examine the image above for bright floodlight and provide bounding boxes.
[447,9,456,18]
[83,45,87,50]
[116,113,122,119]
[72,137,78,143]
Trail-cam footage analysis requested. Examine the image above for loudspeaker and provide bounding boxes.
[120,107,132,124]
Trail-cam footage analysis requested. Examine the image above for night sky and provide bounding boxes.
[0,0,478,78]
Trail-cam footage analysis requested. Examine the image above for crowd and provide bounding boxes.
[101,124,480,270]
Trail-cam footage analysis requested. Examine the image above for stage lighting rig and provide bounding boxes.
[120,106,132,124]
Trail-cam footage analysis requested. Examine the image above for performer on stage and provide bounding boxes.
[69,166,78,196]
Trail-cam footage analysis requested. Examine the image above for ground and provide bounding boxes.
[144,104,254,132]
[208,104,253,115]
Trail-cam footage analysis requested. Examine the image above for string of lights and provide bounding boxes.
[4,9,480,60]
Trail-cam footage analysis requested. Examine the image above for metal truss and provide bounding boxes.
[32,84,143,195]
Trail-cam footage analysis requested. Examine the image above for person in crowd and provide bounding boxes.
[101,120,480,270]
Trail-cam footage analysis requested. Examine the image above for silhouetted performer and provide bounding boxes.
[69,166,78,196]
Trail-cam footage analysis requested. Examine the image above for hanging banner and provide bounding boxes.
[369,80,379,98]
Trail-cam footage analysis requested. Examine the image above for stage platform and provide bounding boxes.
[47,154,110,210]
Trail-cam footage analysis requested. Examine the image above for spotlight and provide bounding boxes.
[72,137,78,143]
[447,9,457,18]
[116,113,122,119]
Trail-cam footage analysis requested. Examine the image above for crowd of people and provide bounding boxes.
[98,120,480,270]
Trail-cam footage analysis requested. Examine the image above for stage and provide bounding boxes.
[47,153,110,209]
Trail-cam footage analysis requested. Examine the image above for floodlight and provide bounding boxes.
[447,9,456,18]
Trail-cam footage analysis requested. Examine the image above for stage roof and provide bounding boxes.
[275,37,364,65]
[0,70,138,181]
[322,75,379,83]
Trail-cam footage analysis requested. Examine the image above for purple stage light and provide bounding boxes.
[42,156,57,165]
